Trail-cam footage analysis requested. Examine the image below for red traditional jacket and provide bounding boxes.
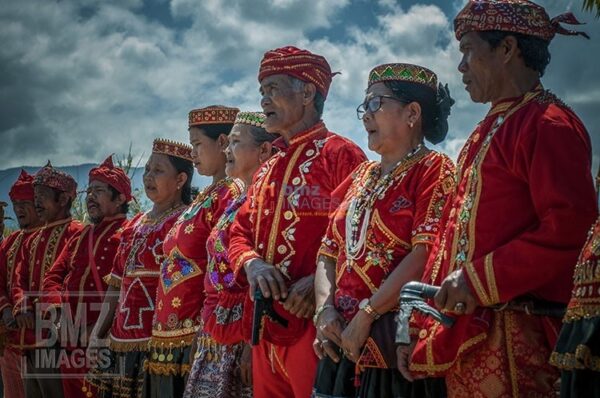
[105,207,184,352]
[149,179,242,352]
[11,217,84,348]
[41,215,128,327]
[0,227,41,314]
[319,152,455,323]
[410,85,598,376]
[202,193,249,345]
[229,121,366,344]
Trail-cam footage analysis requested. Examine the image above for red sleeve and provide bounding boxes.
[228,183,262,274]
[12,234,33,314]
[105,242,125,288]
[464,114,598,306]
[0,238,12,312]
[323,138,367,192]
[411,154,455,248]
[41,230,83,307]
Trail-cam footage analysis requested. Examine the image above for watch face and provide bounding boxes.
[358,298,369,309]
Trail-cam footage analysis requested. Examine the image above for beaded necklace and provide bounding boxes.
[344,144,424,270]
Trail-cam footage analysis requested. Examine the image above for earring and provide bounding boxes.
[177,185,181,190]
[408,121,414,129]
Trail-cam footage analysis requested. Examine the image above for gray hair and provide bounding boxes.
[287,76,325,117]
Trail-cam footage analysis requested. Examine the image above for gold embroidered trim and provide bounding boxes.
[108,337,149,352]
[143,360,191,376]
[269,343,290,379]
[265,143,305,266]
[372,210,411,249]
[103,273,121,288]
[504,311,520,397]
[410,327,487,375]
[564,302,600,322]
[317,249,337,260]
[235,250,260,273]
[484,253,500,304]
[550,344,600,371]
[5,231,25,288]
[411,234,437,247]
[464,261,492,306]
[149,331,196,347]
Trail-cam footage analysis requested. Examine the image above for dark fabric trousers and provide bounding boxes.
[560,369,600,398]
[23,347,64,398]
[313,356,446,398]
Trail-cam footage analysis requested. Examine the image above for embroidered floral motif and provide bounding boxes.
[161,250,200,293]
[172,297,182,308]
[207,194,247,292]
[336,295,359,314]
[390,196,412,213]
[214,303,243,325]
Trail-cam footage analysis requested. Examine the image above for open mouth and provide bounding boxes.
[264,111,276,119]
[367,128,377,136]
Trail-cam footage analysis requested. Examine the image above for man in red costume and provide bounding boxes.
[41,155,131,398]
[12,162,84,398]
[0,170,42,398]
[228,46,366,397]
[399,1,599,396]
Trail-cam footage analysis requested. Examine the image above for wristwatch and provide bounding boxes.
[358,298,380,320]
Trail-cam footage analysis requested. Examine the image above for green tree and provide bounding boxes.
[583,0,600,18]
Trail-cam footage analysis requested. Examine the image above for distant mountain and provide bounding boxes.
[1,164,211,230]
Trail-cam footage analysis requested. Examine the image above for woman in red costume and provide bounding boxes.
[87,138,193,398]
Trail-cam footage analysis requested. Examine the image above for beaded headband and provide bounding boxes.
[188,105,240,127]
[234,111,266,128]
[152,138,193,162]
[368,63,438,91]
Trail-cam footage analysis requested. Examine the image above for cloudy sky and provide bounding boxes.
[1,0,598,175]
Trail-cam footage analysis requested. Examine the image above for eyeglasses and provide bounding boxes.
[356,95,405,120]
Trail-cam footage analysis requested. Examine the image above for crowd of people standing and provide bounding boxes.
[0,1,599,397]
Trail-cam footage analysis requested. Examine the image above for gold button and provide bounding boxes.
[284,211,293,220]
[419,329,428,339]
[277,245,287,254]
[292,177,301,185]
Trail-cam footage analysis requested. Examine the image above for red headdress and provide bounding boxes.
[258,46,336,99]
[454,0,589,41]
[9,169,35,202]
[33,161,78,200]
[152,138,193,162]
[89,155,133,202]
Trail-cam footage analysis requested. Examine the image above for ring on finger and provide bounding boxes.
[453,302,466,313]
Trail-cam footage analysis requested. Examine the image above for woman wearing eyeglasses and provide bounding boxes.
[312,63,455,398]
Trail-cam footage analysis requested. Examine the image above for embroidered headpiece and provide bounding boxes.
[152,138,193,162]
[258,46,337,99]
[368,63,438,91]
[188,105,240,127]
[34,161,78,200]
[89,155,133,201]
[454,0,589,41]
[234,111,267,128]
